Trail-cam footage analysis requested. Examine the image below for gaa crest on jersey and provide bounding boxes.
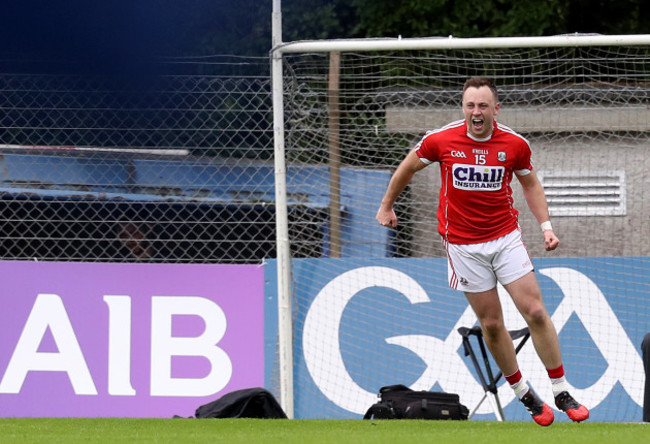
[498,151,506,162]
[452,163,505,191]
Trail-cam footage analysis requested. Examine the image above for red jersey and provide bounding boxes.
[414,119,534,244]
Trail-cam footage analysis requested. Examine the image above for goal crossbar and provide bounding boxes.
[273,33,650,55]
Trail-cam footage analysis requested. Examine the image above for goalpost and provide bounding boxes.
[271,5,650,420]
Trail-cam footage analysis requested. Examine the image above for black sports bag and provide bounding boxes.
[363,384,469,420]
[194,387,287,419]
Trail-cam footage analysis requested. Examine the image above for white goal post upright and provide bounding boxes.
[271,20,650,418]
[271,0,294,419]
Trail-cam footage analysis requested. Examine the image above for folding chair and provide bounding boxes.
[457,326,530,421]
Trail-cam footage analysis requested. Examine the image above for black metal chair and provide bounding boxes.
[457,325,531,420]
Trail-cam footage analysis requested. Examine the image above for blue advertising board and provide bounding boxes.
[265,257,649,422]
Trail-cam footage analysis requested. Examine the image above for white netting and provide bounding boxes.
[278,42,650,421]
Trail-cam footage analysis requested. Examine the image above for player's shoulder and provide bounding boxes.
[495,122,531,148]
[422,119,465,140]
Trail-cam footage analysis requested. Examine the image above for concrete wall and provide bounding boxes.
[386,105,650,133]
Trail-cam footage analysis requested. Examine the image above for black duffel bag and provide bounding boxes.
[363,384,469,420]
[194,387,287,419]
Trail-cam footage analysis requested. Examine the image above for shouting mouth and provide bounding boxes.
[472,118,484,131]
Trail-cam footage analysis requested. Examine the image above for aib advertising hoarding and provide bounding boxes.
[0,261,264,418]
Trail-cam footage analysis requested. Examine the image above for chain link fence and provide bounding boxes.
[3,47,649,267]
[0,56,324,264]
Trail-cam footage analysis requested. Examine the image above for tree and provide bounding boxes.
[348,0,650,39]
[564,0,650,35]
[349,0,565,38]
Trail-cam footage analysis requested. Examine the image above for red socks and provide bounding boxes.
[505,368,523,385]
[547,364,564,379]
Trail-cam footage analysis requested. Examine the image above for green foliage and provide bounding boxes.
[282,0,359,42]
[158,0,650,58]
[346,0,650,39]
[349,0,450,37]
[349,0,570,38]
[564,0,650,34]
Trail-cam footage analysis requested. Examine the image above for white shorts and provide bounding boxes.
[444,229,533,293]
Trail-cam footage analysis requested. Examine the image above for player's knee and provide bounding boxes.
[480,318,506,339]
[521,303,548,327]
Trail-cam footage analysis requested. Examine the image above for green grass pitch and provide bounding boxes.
[0,418,647,443]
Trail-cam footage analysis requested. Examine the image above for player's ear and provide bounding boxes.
[494,102,501,115]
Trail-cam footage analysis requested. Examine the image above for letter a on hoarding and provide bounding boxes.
[0,294,97,395]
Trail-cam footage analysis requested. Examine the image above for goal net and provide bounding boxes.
[270,36,650,421]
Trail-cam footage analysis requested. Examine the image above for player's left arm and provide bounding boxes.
[515,170,560,251]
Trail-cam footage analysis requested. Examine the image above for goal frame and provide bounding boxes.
[270,3,650,416]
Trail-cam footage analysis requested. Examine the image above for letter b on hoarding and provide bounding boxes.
[150,296,232,397]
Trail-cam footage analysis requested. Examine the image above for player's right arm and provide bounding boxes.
[376,149,428,227]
